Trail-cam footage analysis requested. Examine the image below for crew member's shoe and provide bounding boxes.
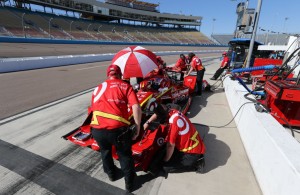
[108,174,116,182]
[195,155,205,174]
[107,165,119,181]
[125,173,137,193]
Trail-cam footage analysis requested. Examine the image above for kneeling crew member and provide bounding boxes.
[144,104,206,173]
[90,64,141,192]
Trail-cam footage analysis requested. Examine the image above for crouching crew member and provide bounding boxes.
[144,104,206,174]
[173,54,188,80]
[90,65,142,193]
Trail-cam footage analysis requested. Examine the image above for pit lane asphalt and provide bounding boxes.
[0,45,262,194]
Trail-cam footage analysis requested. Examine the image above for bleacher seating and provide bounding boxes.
[212,33,290,46]
[241,33,289,45]
[0,6,216,45]
[211,34,233,45]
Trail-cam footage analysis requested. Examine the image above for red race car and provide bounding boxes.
[63,71,198,172]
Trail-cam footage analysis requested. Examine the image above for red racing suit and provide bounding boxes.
[166,109,205,154]
[190,56,204,71]
[220,56,230,68]
[90,78,139,130]
[174,58,187,71]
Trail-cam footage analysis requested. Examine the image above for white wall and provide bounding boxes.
[224,76,300,195]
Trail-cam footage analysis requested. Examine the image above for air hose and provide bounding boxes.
[231,65,276,73]
[230,65,278,97]
[236,77,265,96]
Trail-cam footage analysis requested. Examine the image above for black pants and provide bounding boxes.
[212,68,225,80]
[163,148,202,172]
[196,69,205,95]
[91,127,135,183]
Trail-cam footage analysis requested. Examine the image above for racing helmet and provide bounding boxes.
[107,64,122,77]
[140,80,152,91]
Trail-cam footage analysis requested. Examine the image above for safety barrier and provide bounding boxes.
[0,50,225,73]
[223,76,300,195]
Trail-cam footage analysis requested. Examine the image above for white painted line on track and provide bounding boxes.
[0,88,95,125]
[76,65,105,71]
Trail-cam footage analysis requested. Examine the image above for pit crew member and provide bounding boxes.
[210,52,230,80]
[185,53,205,96]
[90,65,142,192]
[144,104,206,174]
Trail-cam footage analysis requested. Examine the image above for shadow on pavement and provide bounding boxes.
[0,139,126,195]
[187,87,224,118]
[193,124,231,173]
[202,133,231,173]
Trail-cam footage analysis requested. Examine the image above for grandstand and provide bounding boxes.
[212,33,291,46]
[240,33,290,45]
[0,0,217,46]
[211,34,234,46]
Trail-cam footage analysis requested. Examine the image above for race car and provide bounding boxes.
[62,70,198,172]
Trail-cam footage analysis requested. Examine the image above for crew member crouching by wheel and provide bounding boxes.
[90,65,142,193]
[144,104,206,175]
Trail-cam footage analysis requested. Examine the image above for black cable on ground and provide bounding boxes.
[195,101,254,128]
[211,74,231,90]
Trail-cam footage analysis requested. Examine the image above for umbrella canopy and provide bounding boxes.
[111,46,158,78]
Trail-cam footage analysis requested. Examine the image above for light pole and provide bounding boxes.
[86,23,92,39]
[48,17,53,39]
[21,13,26,38]
[97,25,102,33]
[211,18,216,37]
[97,25,102,41]
[265,30,269,44]
[70,20,74,33]
[283,17,289,34]
[87,23,92,32]
[245,0,263,68]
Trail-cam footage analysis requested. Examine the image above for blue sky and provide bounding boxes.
[145,0,299,36]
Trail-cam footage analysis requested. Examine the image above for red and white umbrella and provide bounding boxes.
[111,46,158,78]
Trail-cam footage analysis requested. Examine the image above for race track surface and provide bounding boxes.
[0,44,261,195]
[0,50,220,120]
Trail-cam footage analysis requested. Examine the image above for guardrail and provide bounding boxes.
[223,76,300,195]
